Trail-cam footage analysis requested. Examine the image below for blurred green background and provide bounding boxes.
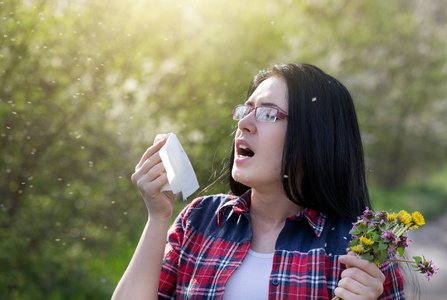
[1,0,446,298]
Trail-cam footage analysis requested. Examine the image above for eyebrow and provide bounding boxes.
[245,100,287,113]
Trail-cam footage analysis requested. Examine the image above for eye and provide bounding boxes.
[264,107,278,120]
[257,107,278,121]
[233,105,251,120]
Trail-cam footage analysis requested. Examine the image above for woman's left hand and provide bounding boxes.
[334,251,385,300]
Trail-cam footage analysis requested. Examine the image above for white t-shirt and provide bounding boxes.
[222,249,274,300]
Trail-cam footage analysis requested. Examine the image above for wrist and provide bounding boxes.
[148,213,172,227]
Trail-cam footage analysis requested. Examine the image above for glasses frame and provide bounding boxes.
[232,104,288,122]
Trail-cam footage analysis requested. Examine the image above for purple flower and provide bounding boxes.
[397,235,411,249]
[417,259,439,281]
[375,211,388,224]
[363,207,375,220]
[381,230,397,243]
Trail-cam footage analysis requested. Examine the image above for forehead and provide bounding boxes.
[246,76,288,110]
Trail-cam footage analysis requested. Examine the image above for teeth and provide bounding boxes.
[237,143,254,158]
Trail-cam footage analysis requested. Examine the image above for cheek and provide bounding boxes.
[272,133,287,170]
[271,130,286,157]
[263,142,285,174]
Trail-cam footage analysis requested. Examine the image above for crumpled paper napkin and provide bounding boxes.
[154,133,199,200]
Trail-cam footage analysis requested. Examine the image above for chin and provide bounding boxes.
[231,170,252,187]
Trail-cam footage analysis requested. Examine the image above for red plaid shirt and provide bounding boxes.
[159,192,405,299]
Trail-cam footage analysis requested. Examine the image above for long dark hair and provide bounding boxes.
[229,63,371,221]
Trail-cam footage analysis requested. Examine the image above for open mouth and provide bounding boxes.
[237,143,255,157]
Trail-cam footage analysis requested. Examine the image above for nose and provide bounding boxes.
[237,109,256,133]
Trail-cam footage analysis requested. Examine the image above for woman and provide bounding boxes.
[112,63,405,299]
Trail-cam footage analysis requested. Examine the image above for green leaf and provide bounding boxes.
[379,223,388,231]
[349,239,360,248]
[378,242,388,251]
[413,256,422,264]
[367,226,376,234]
[378,251,390,263]
[361,252,375,262]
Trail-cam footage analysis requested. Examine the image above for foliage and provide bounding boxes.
[371,167,447,220]
[1,0,446,298]
[293,1,447,186]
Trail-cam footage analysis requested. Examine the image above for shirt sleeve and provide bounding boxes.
[158,197,202,299]
[378,259,406,299]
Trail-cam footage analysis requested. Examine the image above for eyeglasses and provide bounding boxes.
[232,104,288,122]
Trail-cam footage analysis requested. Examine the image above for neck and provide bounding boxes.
[248,189,303,253]
[250,188,303,224]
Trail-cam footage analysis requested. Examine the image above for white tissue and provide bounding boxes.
[154,133,199,200]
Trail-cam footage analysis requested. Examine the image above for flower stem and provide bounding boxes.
[385,258,416,264]
[392,224,410,237]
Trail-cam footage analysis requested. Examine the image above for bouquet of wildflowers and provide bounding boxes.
[333,208,438,300]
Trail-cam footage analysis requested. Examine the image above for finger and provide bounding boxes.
[339,252,385,280]
[138,170,169,198]
[136,151,163,177]
[340,267,373,287]
[145,161,166,182]
[135,138,167,171]
[133,161,166,187]
[335,274,383,300]
[147,172,169,198]
[338,264,385,298]
[336,275,366,295]
[334,286,369,300]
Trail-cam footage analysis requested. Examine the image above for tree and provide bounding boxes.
[1,0,446,298]
[282,0,447,186]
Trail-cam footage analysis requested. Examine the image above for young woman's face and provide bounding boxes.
[232,76,288,192]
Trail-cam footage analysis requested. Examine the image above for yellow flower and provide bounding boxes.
[360,236,375,246]
[387,213,397,222]
[397,210,412,226]
[350,245,364,254]
[411,211,425,228]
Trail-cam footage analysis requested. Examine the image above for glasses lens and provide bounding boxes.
[256,107,278,122]
[233,105,250,120]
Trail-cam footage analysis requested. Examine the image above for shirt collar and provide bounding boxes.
[217,190,251,226]
[288,208,327,237]
[217,190,327,237]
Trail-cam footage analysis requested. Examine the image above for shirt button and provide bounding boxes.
[272,278,280,286]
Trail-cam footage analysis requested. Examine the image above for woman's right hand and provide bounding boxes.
[131,138,175,220]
